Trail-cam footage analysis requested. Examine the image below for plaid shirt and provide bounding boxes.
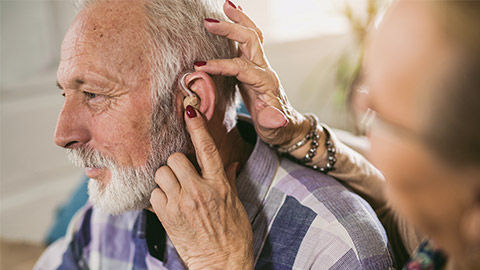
[35,129,394,270]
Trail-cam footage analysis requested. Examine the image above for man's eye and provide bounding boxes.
[84,91,98,99]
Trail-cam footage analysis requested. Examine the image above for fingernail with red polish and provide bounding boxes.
[194,61,207,67]
[205,18,220,23]
[186,105,197,118]
[227,0,237,9]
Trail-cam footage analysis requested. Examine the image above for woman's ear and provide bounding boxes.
[183,71,216,121]
[459,181,480,263]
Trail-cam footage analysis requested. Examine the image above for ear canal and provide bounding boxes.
[183,95,201,110]
[179,71,201,111]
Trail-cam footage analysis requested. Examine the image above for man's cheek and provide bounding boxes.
[89,117,151,167]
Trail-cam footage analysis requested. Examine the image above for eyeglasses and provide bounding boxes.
[357,107,421,142]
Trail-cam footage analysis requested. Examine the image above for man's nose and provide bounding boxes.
[54,101,90,149]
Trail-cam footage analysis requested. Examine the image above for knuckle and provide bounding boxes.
[150,189,162,203]
[182,196,198,210]
[189,119,204,131]
[167,152,185,166]
[233,57,248,71]
[216,182,231,198]
[189,184,203,199]
[155,166,169,178]
[204,166,224,178]
[247,28,261,43]
[199,141,217,155]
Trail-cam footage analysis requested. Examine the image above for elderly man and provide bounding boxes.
[35,0,394,269]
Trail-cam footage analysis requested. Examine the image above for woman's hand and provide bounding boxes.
[150,106,253,270]
[195,1,310,147]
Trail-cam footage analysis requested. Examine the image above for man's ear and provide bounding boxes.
[184,71,216,121]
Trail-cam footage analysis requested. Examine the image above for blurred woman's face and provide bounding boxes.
[357,0,478,265]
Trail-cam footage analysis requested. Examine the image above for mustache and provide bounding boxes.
[67,146,116,169]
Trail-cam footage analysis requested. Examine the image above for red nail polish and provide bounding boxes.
[194,61,207,67]
[227,0,237,9]
[186,105,197,118]
[205,18,220,23]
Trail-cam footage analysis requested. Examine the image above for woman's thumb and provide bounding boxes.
[257,106,288,129]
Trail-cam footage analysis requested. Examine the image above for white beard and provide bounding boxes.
[66,108,189,215]
[67,146,157,215]
[87,164,156,215]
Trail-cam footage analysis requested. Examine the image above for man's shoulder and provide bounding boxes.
[273,157,369,210]
[35,203,145,270]
[262,158,395,269]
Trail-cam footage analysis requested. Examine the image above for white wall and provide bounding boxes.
[1,0,84,243]
[0,0,362,244]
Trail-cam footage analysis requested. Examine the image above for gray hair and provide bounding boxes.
[75,0,238,129]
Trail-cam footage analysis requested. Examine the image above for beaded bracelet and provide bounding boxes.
[274,114,336,173]
[310,125,336,173]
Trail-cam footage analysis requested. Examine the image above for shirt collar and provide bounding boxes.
[236,117,279,223]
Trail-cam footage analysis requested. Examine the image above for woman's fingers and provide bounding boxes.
[204,19,265,65]
[166,152,200,186]
[222,1,264,44]
[150,188,167,212]
[154,165,181,200]
[155,166,181,193]
[184,107,225,180]
[194,58,268,91]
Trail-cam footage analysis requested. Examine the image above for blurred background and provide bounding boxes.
[0,0,391,268]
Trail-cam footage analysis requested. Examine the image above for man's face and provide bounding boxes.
[55,1,187,214]
[358,1,466,254]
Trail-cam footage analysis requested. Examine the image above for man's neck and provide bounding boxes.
[216,125,254,172]
[182,115,255,176]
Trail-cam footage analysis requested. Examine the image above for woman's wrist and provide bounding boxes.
[279,113,312,148]
[289,125,327,161]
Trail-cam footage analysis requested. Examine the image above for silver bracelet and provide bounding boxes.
[276,114,317,154]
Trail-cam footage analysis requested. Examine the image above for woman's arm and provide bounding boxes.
[196,1,423,260]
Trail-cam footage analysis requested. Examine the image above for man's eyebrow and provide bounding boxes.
[56,79,86,89]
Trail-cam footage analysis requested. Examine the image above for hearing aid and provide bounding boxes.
[180,72,201,110]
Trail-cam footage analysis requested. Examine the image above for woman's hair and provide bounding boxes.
[423,1,480,167]
[347,1,480,167]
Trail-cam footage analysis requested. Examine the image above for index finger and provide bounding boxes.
[184,106,225,179]
[223,1,264,44]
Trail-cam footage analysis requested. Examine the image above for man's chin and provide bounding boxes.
[87,171,155,216]
[86,167,111,184]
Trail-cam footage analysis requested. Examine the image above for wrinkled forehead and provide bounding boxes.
[60,0,150,77]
